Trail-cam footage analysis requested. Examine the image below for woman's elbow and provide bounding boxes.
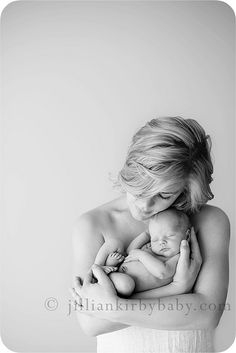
[80,324,99,337]
[76,314,101,337]
[208,310,224,329]
[198,309,222,330]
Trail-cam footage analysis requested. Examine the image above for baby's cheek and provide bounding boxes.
[170,240,180,249]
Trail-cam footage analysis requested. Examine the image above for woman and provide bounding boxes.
[70,117,230,353]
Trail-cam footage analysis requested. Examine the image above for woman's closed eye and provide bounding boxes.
[158,194,172,200]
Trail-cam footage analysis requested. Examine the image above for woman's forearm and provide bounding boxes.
[77,283,186,335]
[105,293,217,330]
[76,283,186,335]
[76,312,129,337]
[130,282,185,299]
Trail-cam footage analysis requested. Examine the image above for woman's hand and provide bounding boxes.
[123,249,143,263]
[70,264,118,318]
[172,227,202,293]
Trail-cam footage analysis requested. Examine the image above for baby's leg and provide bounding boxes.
[109,272,135,297]
[106,252,125,266]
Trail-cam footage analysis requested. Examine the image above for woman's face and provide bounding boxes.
[126,188,184,221]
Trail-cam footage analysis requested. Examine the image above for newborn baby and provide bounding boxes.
[94,208,191,297]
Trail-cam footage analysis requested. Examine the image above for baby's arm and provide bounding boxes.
[94,243,111,266]
[94,239,125,266]
[125,250,179,279]
[126,231,150,254]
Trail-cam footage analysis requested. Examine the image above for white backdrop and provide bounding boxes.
[1,1,235,352]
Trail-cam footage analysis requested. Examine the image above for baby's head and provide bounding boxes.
[148,208,191,257]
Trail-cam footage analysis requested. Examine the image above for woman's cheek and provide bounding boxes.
[154,199,173,213]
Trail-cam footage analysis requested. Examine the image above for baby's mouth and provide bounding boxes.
[160,248,170,252]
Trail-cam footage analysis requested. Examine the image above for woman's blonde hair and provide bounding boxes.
[118,116,214,214]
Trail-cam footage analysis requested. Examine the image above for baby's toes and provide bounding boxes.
[108,266,117,273]
[117,254,125,263]
[112,252,120,258]
[115,252,124,259]
[102,266,117,274]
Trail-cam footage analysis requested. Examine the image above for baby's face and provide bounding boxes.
[149,215,188,257]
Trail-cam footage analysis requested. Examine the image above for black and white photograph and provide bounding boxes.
[1,1,235,353]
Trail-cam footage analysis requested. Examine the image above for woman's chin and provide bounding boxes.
[131,209,152,221]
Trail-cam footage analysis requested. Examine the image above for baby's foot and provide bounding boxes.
[102,265,118,275]
[106,252,125,266]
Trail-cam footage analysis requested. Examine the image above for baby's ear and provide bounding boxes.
[186,228,191,242]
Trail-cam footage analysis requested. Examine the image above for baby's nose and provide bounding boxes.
[159,239,167,247]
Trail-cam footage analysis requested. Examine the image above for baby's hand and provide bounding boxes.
[141,242,152,250]
[123,249,143,263]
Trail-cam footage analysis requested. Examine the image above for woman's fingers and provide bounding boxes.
[91,264,109,284]
[177,239,191,269]
[74,276,83,292]
[83,268,95,286]
[70,287,83,305]
[92,264,117,295]
[189,227,202,264]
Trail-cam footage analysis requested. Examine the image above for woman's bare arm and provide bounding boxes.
[72,213,129,336]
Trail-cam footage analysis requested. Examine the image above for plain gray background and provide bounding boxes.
[1,1,235,352]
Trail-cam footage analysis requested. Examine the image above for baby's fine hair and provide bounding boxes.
[118,116,214,214]
[150,208,192,233]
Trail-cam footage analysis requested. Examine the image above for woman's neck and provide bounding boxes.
[113,194,129,211]
[112,194,150,226]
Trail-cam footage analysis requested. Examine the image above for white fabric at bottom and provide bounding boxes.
[97,326,215,353]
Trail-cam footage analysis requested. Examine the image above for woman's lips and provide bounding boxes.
[136,209,154,218]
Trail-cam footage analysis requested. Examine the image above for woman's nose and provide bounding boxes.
[136,198,155,212]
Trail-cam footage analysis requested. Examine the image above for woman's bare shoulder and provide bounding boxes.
[192,204,230,231]
[73,197,127,237]
[73,207,109,239]
[191,204,230,255]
